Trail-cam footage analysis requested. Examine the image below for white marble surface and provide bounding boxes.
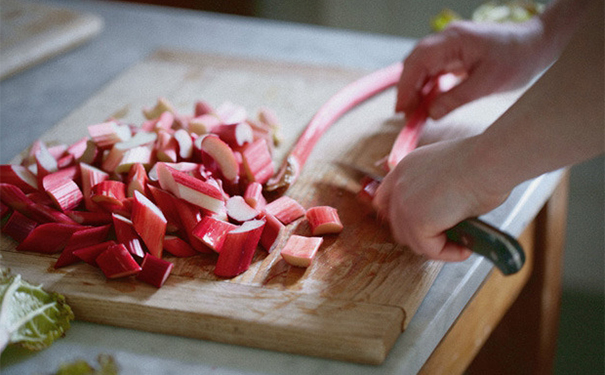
[0,1,564,373]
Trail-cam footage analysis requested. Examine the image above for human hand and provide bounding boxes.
[396,19,546,119]
[373,136,509,261]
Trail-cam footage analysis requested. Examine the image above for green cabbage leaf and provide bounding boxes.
[0,268,74,353]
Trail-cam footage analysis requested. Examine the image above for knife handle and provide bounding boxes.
[445,218,526,275]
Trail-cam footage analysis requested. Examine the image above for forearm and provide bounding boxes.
[472,0,604,194]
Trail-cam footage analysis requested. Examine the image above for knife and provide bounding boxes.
[338,163,526,275]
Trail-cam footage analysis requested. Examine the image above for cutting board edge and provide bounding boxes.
[1,249,404,365]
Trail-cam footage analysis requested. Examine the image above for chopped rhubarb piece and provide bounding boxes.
[114,145,154,174]
[154,111,175,132]
[42,174,84,212]
[213,122,253,148]
[214,219,265,278]
[26,191,54,207]
[35,143,59,187]
[241,138,274,185]
[96,243,142,279]
[57,154,75,169]
[91,180,127,212]
[155,131,178,163]
[226,195,259,223]
[22,140,43,167]
[88,121,132,148]
[216,101,247,125]
[126,163,149,198]
[66,136,89,160]
[191,215,237,252]
[163,235,198,257]
[131,190,167,258]
[263,196,306,225]
[143,97,175,120]
[266,62,403,195]
[136,254,174,288]
[147,184,181,232]
[189,114,221,135]
[356,176,381,205]
[194,100,214,117]
[257,107,282,146]
[54,224,112,268]
[169,167,226,214]
[259,211,284,253]
[174,128,193,160]
[47,144,68,160]
[0,201,10,219]
[172,197,212,253]
[16,222,85,254]
[79,139,101,165]
[80,163,110,211]
[305,206,343,235]
[0,183,76,224]
[0,164,38,193]
[112,213,146,259]
[280,235,323,267]
[243,182,266,209]
[1,210,38,243]
[65,210,113,225]
[73,241,116,266]
[195,134,239,184]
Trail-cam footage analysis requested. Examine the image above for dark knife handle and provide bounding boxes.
[445,218,526,275]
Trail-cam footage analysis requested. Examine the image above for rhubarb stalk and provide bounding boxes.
[265,62,404,195]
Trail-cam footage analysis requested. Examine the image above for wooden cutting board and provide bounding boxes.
[0,50,443,365]
[0,0,103,79]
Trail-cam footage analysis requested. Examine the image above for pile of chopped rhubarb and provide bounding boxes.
[0,98,344,287]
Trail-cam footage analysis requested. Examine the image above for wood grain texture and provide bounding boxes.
[0,0,103,79]
[0,50,443,364]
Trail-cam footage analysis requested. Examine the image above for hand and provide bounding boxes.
[396,19,547,119]
[373,136,509,261]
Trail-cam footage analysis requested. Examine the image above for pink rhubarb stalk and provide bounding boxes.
[214,219,265,278]
[266,62,404,194]
[16,222,85,254]
[386,73,461,170]
[96,243,142,279]
[163,235,198,257]
[42,174,84,212]
[112,213,146,259]
[191,215,237,252]
[305,206,343,235]
[280,234,323,268]
[131,190,167,258]
[259,211,284,253]
[136,253,174,288]
[1,210,38,243]
[263,196,306,225]
[241,138,273,185]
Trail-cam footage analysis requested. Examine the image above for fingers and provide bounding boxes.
[427,65,501,119]
[390,221,474,262]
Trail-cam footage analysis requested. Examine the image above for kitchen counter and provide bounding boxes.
[0,1,565,374]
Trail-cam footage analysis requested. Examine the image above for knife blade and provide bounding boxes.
[337,162,525,275]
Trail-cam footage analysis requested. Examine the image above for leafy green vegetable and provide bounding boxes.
[0,268,74,354]
[55,354,119,375]
[431,1,545,32]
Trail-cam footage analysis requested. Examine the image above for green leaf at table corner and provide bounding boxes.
[0,267,75,354]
